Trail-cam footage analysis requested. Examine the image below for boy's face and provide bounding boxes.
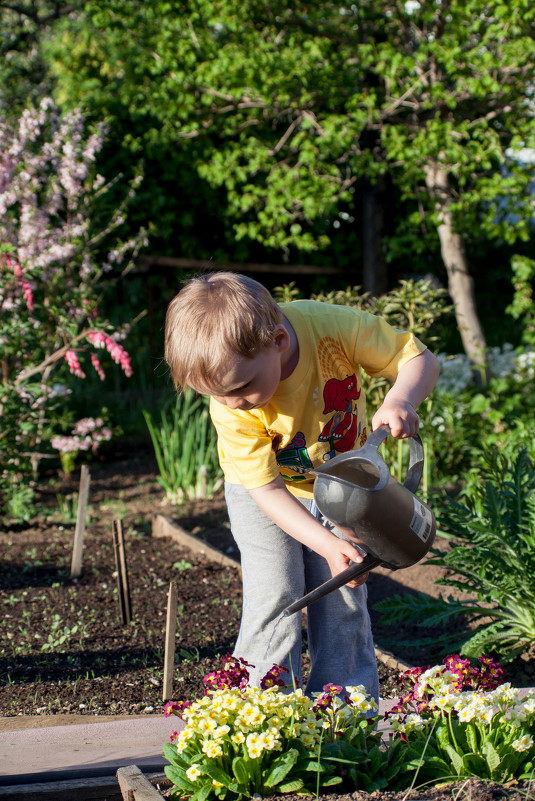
[196,325,291,411]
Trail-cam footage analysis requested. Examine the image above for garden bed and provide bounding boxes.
[0,449,408,719]
[2,450,535,801]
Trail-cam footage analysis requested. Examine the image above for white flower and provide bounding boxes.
[186,765,202,781]
[512,734,534,753]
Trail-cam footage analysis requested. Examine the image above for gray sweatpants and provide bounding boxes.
[225,483,379,701]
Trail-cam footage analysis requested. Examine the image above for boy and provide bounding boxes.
[164,272,439,700]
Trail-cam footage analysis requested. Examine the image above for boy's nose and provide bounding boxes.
[226,396,247,410]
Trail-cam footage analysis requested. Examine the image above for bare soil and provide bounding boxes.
[2,449,535,801]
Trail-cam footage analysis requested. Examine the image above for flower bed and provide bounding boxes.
[162,655,535,800]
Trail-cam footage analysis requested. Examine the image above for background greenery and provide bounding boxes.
[2,1,535,664]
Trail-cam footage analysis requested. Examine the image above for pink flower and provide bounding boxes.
[10,258,34,312]
[87,331,107,348]
[202,654,253,692]
[260,664,290,690]
[91,353,105,380]
[64,350,86,379]
[87,331,133,377]
[164,700,191,719]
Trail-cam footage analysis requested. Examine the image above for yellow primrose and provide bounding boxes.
[202,740,223,758]
[512,734,534,752]
[186,765,202,782]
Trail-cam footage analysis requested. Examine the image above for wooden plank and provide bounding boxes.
[71,465,90,578]
[0,772,169,801]
[117,765,166,800]
[162,581,178,702]
[152,514,241,572]
[136,255,344,276]
[0,774,121,800]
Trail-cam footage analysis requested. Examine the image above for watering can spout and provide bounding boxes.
[283,426,436,616]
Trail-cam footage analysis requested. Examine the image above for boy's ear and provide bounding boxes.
[273,324,291,352]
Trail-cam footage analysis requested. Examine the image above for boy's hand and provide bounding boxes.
[249,477,369,587]
[372,399,419,439]
[319,534,369,588]
[372,349,440,438]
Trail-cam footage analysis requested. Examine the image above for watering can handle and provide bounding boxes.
[365,424,424,494]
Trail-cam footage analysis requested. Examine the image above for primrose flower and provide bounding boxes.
[260,664,290,689]
[186,765,203,781]
[346,684,378,714]
[520,693,535,718]
[202,740,223,758]
[202,654,252,691]
[512,734,534,752]
[246,732,263,759]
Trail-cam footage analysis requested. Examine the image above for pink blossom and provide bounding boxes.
[106,338,133,377]
[64,350,86,379]
[9,257,34,312]
[87,331,107,348]
[91,353,105,380]
[164,700,191,719]
[87,331,133,377]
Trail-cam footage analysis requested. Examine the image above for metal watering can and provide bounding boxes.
[283,425,436,616]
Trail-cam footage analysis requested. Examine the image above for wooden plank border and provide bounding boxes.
[152,514,241,573]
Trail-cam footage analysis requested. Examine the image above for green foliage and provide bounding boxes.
[385,660,535,786]
[507,254,535,346]
[0,0,77,112]
[163,654,535,798]
[422,344,535,489]
[142,391,223,504]
[376,446,535,661]
[41,0,535,272]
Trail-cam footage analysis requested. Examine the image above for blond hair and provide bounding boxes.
[164,272,283,391]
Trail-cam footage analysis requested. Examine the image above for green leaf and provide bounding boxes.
[320,776,343,787]
[436,723,451,751]
[231,755,251,786]
[263,748,299,788]
[200,763,237,790]
[462,752,487,776]
[277,778,306,792]
[193,783,213,801]
[444,744,466,776]
[164,765,195,791]
[483,741,501,776]
[465,723,478,753]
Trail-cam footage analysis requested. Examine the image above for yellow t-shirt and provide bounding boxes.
[209,300,426,499]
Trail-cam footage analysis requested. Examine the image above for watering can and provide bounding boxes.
[283,425,436,616]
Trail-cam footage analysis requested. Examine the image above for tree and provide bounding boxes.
[45,1,535,370]
[0,0,81,111]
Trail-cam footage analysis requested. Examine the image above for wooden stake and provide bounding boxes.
[70,465,90,578]
[117,519,132,623]
[112,522,126,624]
[112,519,132,624]
[163,581,178,702]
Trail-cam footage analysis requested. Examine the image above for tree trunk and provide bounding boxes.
[361,175,388,297]
[424,161,488,383]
